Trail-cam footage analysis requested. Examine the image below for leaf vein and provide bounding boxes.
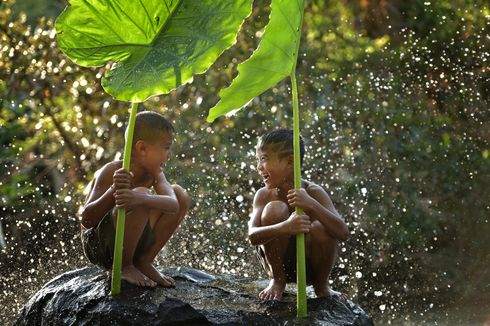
[262,37,294,64]
[275,5,297,35]
[82,1,126,43]
[110,1,148,38]
[137,0,156,34]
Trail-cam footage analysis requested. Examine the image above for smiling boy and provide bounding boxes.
[80,111,190,288]
[249,129,349,300]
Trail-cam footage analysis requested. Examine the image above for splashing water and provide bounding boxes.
[1,1,489,325]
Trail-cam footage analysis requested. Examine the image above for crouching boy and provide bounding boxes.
[81,111,190,288]
[249,129,349,300]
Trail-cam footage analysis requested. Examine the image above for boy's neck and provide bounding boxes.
[128,160,150,183]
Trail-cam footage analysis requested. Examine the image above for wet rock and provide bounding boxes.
[15,266,373,325]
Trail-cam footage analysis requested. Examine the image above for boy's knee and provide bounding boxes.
[261,201,289,226]
[173,184,191,211]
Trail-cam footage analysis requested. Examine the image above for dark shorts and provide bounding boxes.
[255,236,314,284]
[81,209,155,269]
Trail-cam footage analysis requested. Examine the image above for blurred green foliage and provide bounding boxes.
[1,0,489,323]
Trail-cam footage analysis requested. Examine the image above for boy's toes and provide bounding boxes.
[144,278,156,287]
[162,275,176,287]
[258,290,266,300]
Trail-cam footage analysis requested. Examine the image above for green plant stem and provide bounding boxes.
[291,71,307,317]
[291,0,307,317]
[111,102,138,295]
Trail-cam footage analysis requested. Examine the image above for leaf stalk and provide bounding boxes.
[111,102,139,295]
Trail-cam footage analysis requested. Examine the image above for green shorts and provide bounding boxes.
[81,209,155,270]
[255,236,314,284]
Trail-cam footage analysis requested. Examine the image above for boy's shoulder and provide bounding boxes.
[254,187,275,203]
[304,180,324,192]
[94,160,122,178]
[304,180,334,203]
[104,160,122,170]
[304,180,328,195]
[255,186,275,196]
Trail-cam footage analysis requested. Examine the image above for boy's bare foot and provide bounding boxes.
[258,279,286,301]
[315,285,349,300]
[121,265,157,288]
[135,261,175,287]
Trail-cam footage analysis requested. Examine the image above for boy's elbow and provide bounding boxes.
[248,232,259,246]
[172,186,190,214]
[170,199,180,214]
[339,225,350,241]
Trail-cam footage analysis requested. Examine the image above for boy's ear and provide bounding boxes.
[134,140,146,154]
[287,154,294,165]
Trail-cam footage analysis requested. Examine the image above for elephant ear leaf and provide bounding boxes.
[206,0,305,122]
[56,0,253,102]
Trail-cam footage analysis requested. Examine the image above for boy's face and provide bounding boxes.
[143,131,173,177]
[256,146,292,189]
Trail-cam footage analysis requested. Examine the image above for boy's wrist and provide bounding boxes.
[303,199,316,214]
[107,184,116,196]
[278,220,290,236]
[134,189,143,202]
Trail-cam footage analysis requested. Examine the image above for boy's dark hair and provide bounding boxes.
[131,111,174,144]
[257,129,305,165]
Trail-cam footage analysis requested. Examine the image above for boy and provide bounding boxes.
[249,129,349,300]
[80,111,190,288]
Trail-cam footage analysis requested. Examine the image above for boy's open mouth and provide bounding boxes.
[261,174,270,182]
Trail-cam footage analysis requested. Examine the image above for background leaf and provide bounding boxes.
[56,0,252,102]
[206,0,305,122]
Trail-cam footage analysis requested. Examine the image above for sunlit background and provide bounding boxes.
[1,0,489,325]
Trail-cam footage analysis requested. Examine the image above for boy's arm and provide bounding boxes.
[80,163,117,229]
[288,185,349,241]
[143,172,179,213]
[248,189,310,246]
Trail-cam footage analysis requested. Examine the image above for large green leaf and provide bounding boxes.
[206,0,305,122]
[56,0,252,102]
